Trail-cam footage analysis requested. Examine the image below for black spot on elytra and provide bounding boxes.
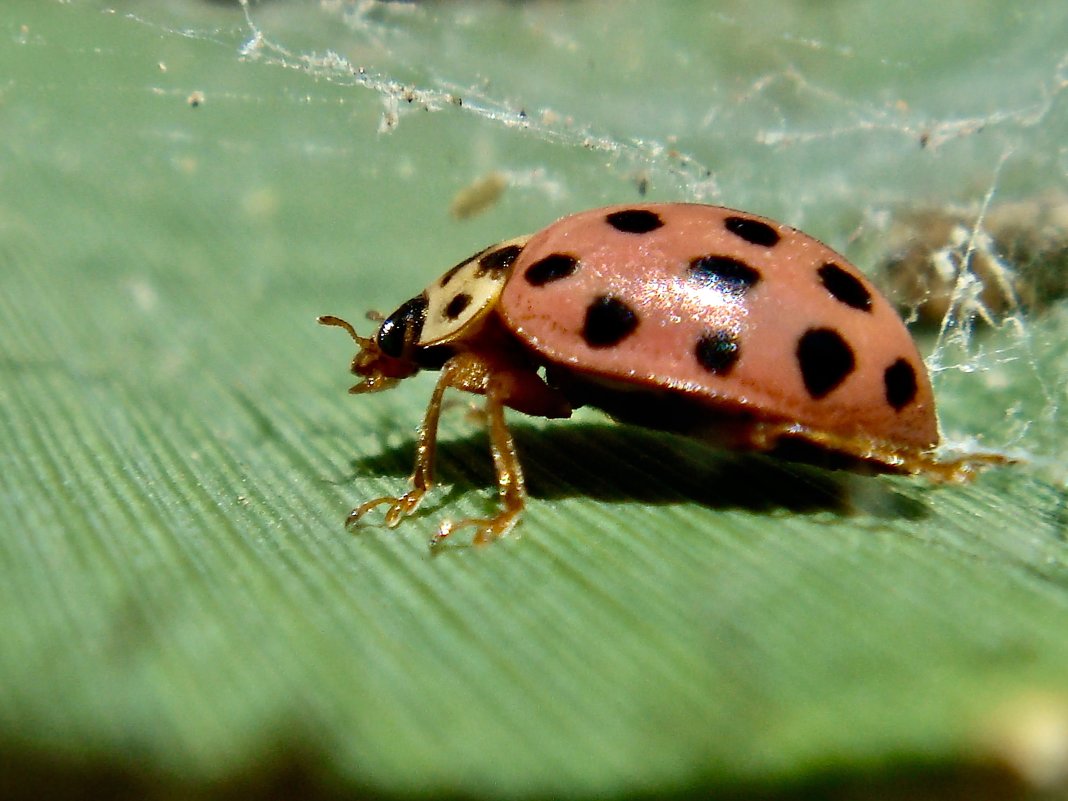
[688,255,761,295]
[376,293,428,358]
[694,330,740,375]
[582,295,639,348]
[444,292,472,320]
[724,216,780,248]
[818,262,872,312]
[524,253,579,286]
[797,328,855,399]
[884,358,918,411]
[476,244,523,278]
[605,208,664,234]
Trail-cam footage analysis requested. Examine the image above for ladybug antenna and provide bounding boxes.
[319,313,412,394]
[317,314,375,349]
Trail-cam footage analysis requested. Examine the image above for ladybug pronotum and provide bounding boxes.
[321,203,1004,546]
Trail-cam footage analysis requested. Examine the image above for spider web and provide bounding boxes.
[124,0,1068,481]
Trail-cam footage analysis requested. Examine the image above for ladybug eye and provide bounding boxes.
[377,294,429,357]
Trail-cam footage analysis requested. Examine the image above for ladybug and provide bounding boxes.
[321,203,1003,546]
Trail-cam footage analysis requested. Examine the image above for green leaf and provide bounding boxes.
[1,1,1067,798]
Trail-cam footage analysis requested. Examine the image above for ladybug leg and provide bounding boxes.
[346,358,456,531]
[749,421,1011,483]
[431,376,526,549]
[350,346,558,544]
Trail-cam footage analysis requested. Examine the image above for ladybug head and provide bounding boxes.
[318,301,424,393]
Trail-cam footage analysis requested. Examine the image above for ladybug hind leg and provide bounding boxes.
[748,420,1011,482]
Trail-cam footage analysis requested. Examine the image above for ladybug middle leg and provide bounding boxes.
[430,376,526,548]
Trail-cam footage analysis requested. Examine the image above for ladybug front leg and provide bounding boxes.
[431,376,526,549]
[349,349,546,546]
[346,358,456,531]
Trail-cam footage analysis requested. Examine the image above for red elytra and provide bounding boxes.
[320,203,1002,547]
[500,204,937,449]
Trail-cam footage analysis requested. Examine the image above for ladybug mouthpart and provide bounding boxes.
[317,314,416,393]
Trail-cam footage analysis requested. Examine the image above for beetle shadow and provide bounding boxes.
[345,421,929,522]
